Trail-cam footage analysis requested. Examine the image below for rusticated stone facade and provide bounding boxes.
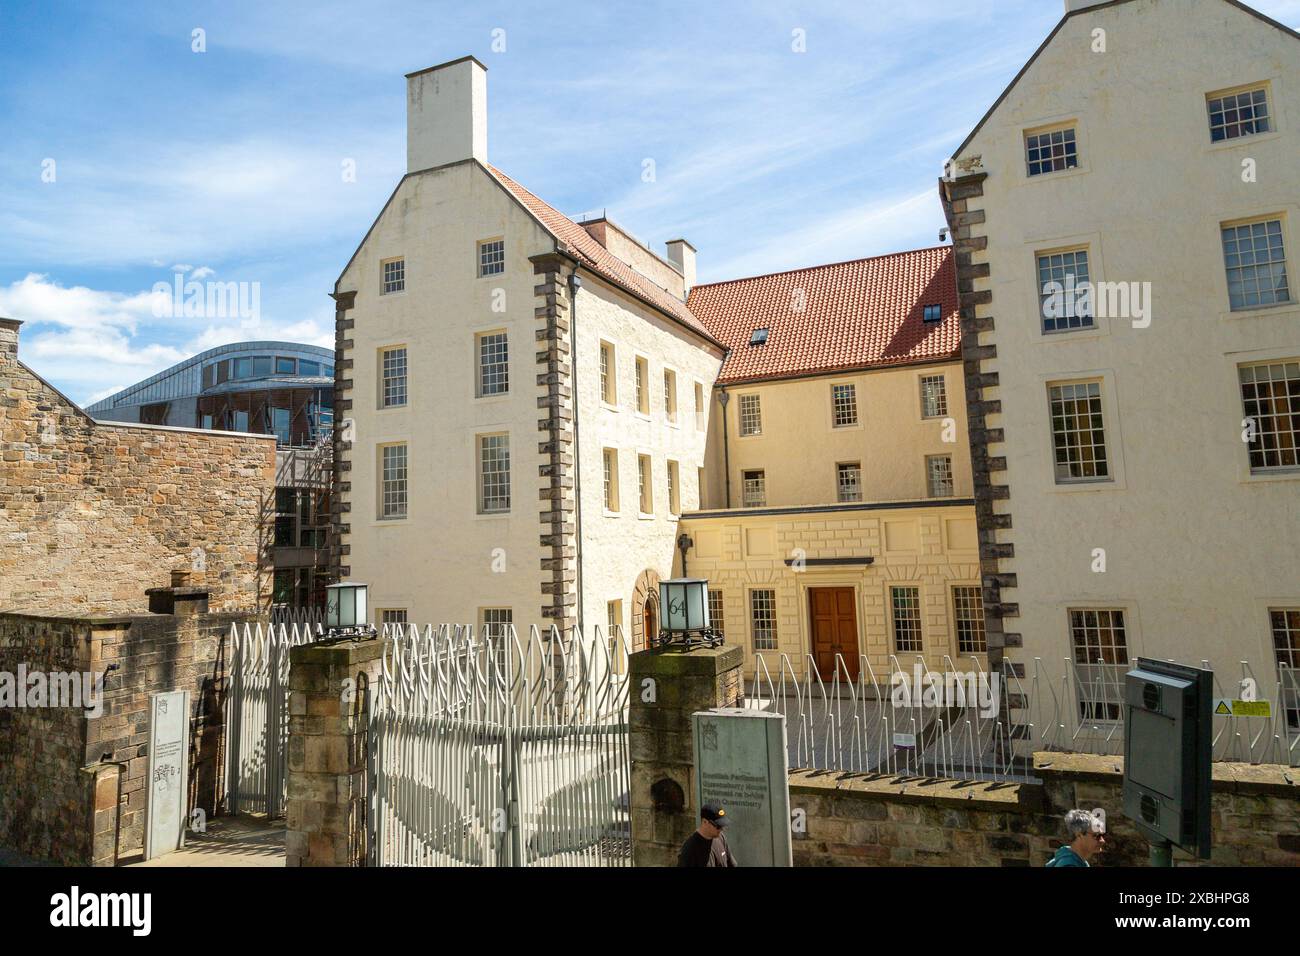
[0,318,275,615]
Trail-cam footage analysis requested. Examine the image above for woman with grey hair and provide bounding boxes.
[1046,809,1106,867]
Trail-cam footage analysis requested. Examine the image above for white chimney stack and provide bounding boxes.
[665,239,697,297]
[405,56,487,173]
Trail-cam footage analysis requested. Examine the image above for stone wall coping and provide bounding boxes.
[1033,752,1298,797]
[290,638,387,667]
[0,610,134,627]
[628,643,745,677]
[90,418,278,441]
[788,768,1034,812]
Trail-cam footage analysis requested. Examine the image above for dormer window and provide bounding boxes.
[923,304,943,323]
[749,328,769,346]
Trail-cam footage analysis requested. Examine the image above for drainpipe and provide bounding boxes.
[569,271,585,633]
[717,388,731,508]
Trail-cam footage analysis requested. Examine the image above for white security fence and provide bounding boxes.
[366,623,631,867]
[746,653,1029,781]
[1029,657,1300,768]
[226,617,326,817]
[744,652,1300,780]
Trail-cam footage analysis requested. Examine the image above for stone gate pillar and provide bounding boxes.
[628,644,745,866]
[285,639,385,867]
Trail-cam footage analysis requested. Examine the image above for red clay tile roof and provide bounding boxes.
[485,165,722,347]
[686,246,960,385]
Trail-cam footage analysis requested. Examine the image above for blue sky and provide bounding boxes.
[2,0,1297,405]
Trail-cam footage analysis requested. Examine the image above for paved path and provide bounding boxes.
[130,815,285,867]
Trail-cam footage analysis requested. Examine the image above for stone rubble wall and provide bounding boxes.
[0,319,275,616]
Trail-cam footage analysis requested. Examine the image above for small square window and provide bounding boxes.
[923,303,943,323]
[478,239,505,277]
[382,258,405,295]
[749,328,769,346]
[1208,86,1271,143]
[1025,127,1079,177]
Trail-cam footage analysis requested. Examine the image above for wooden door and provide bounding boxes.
[809,588,859,682]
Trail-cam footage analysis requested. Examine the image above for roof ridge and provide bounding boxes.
[690,245,952,291]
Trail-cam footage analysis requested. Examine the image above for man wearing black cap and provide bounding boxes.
[677,801,738,867]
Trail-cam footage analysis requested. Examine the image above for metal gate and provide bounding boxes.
[367,624,631,867]
[226,617,324,817]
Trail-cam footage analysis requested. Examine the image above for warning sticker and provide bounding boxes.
[1213,698,1272,718]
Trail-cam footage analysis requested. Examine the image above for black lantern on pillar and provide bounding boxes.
[323,582,377,643]
[654,578,722,649]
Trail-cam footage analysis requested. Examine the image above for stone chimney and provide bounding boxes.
[406,55,487,173]
[665,239,697,297]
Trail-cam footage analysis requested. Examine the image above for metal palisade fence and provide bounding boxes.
[226,614,326,817]
[745,653,1030,781]
[1029,657,1300,768]
[366,623,631,867]
[743,652,1299,780]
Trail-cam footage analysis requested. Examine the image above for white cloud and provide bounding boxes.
[2,273,335,404]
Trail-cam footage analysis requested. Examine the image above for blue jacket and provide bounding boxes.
[1046,845,1089,867]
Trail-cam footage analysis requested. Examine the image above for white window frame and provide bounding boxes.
[1221,216,1291,311]
[741,469,766,508]
[1238,359,1300,474]
[603,448,620,513]
[477,433,511,514]
[599,341,617,406]
[475,330,510,398]
[667,459,680,515]
[1024,123,1079,177]
[637,454,653,516]
[379,442,408,520]
[836,462,862,503]
[381,256,405,295]
[1206,83,1272,143]
[1048,379,1111,484]
[926,454,954,498]
[379,346,408,409]
[738,393,762,437]
[634,356,650,416]
[750,589,777,651]
[831,383,858,428]
[663,368,678,425]
[477,238,505,278]
[919,373,947,419]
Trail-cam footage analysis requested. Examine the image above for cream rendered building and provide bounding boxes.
[332,57,724,643]
[680,250,984,681]
[940,0,1300,735]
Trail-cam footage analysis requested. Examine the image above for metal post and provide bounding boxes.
[1149,838,1173,867]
